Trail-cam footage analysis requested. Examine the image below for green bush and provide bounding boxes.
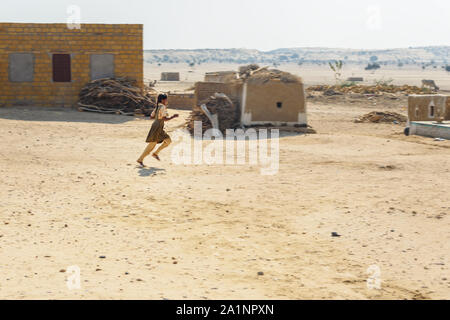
[339,81,356,88]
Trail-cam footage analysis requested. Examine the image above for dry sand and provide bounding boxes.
[0,97,449,299]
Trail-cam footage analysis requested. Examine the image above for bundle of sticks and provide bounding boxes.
[237,64,302,85]
[186,93,240,134]
[307,84,435,95]
[78,78,157,116]
[354,111,407,123]
[238,64,261,78]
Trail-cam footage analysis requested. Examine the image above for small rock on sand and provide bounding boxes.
[331,232,341,237]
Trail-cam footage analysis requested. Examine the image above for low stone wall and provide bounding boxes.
[168,93,195,110]
[194,81,242,106]
[161,72,180,81]
[204,71,237,83]
[410,121,450,139]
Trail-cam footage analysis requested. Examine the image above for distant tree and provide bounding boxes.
[329,60,344,82]
[370,56,379,63]
[446,65,450,72]
[365,62,381,71]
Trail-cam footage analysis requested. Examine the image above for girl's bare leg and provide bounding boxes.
[152,138,171,160]
[137,142,157,164]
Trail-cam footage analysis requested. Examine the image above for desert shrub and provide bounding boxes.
[329,60,344,82]
[340,81,356,88]
[365,62,381,71]
[373,78,394,86]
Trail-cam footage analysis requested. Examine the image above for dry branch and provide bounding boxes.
[78,77,157,116]
[186,93,240,135]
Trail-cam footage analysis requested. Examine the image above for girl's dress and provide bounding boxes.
[145,103,170,143]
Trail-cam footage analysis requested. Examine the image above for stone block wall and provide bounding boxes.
[0,23,143,107]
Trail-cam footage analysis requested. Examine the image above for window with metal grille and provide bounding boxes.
[52,54,71,82]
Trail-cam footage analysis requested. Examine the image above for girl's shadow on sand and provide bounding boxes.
[137,167,166,177]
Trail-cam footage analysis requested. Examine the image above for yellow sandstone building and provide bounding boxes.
[0,23,143,107]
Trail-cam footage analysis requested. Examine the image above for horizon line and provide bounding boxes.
[144,45,450,52]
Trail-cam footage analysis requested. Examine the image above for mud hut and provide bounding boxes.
[160,72,180,81]
[239,67,307,126]
[190,65,308,131]
[408,95,450,122]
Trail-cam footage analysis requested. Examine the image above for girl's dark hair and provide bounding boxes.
[157,93,168,104]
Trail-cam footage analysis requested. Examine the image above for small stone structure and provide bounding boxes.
[194,68,307,127]
[408,95,450,122]
[194,81,242,107]
[168,93,195,110]
[204,71,237,83]
[241,79,307,126]
[347,77,364,82]
[160,72,180,81]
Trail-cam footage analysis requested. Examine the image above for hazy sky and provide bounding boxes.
[1,0,449,50]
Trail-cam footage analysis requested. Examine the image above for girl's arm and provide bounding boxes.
[163,114,179,121]
[161,105,178,120]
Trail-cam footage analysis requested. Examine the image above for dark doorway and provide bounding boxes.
[52,54,71,82]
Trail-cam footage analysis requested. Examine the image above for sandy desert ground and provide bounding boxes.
[0,86,449,299]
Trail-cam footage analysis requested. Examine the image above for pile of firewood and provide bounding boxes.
[355,111,407,123]
[78,78,157,116]
[237,64,302,85]
[238,64,261,78]
[186,94,240,134]
[307,84,435,95]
